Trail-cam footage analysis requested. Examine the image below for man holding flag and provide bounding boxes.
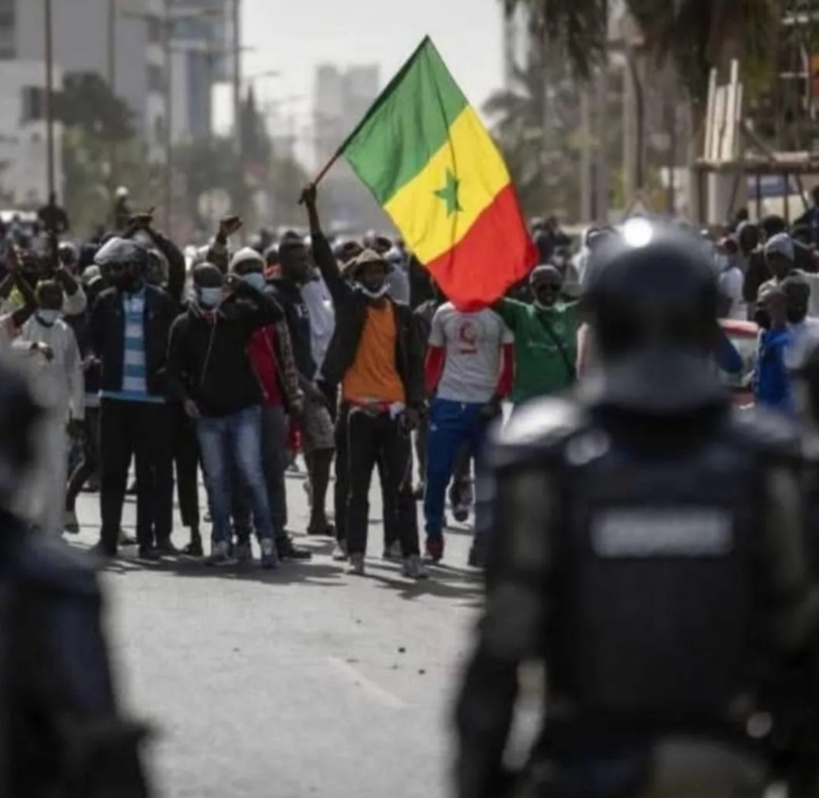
[301,36,535,573]
[302,184,427,580]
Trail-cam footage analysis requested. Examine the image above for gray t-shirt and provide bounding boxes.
[428,303,513,403]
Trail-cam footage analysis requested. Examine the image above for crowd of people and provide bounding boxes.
[7,180,819,580]
[0,185,581,580]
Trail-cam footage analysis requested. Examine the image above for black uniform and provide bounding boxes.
[0,361,151,796]
[455,221,819,798]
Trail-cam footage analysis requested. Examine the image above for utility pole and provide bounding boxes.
[163,0,173,234]
[44,0,57,265]
[107,0,118,225]
[232,0,245,237]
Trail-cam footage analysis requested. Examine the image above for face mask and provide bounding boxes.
[241,272,266,292]
[197,287,222,308]
[36,309,60,326]
[753,307,770,330]
[357,283,389,300]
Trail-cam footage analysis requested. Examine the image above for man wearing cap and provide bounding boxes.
[760,232,800,286]
[302,184,426,579]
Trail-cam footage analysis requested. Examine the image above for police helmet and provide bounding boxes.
[583,218,724,413]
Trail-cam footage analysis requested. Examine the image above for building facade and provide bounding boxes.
[0,60,63,206]
[168,0,232,143]
[0,0,167,161]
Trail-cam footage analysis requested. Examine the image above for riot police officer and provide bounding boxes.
[0,346,152,795]
[454,218,819,798]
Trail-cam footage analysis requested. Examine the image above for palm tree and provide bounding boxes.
[503,0,782,105]
[484,50,582,215]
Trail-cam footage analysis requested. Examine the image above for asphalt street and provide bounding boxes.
[69,465,488,798]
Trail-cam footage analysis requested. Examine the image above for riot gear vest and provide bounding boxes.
[511,402,806,735]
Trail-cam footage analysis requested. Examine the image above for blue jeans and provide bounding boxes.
[196,406,275,545]
[423,398,488,541]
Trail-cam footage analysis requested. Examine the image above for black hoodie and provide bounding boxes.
[167,287,283,418]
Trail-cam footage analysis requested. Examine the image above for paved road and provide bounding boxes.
[70,467,485,798]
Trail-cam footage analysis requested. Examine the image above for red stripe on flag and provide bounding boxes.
[425,184,536,311]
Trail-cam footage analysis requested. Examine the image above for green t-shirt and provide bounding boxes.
[495,298,578,404]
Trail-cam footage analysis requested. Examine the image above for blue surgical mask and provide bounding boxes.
[36,309,60,326]
[241,272,266,292]
[197,287,222,308]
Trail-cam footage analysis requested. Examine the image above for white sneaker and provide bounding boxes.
[402,555,428,580]
[207,540,236,567]
[332,540,348,561]
[347,553,365,575]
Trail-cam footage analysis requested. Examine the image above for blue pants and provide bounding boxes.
[196,405,275,545]
[423,398,488,540]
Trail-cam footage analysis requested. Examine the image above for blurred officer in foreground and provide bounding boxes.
[0,360,152,796]
[454,218,819,798]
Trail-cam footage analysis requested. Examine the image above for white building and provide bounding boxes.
[0,0,167,161]
[0,60,63,206]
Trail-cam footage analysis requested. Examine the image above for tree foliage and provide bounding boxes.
[56,72,135,141]
[503,0,783,103]
[484,53,582,216]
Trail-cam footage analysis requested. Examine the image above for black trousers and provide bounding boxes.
[171,402,200,530]
[342,406,419,558]
[66,406,100,512]
[99,398,173,550]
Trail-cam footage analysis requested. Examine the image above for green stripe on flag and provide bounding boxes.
[341,37,468,205]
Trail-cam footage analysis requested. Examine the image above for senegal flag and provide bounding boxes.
[337,37,536,310]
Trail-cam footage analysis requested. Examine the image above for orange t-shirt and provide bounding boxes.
[342,303,406,403]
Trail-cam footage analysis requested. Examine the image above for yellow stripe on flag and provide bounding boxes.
[383,105,510,264]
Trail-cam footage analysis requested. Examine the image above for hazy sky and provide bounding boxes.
[213,0,506,161]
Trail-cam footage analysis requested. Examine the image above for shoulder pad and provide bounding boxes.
[487,397,588,470]
[17,536,101,598]
[729,406,803,461]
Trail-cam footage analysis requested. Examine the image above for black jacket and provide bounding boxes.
[89,284,178,398]
[167,288,283,418]
[268,277,316,379]
[311,231,424,407]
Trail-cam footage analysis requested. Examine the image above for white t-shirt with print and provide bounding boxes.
[428,303,513,404]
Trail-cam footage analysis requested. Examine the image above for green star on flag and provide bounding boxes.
[434,170,462,216]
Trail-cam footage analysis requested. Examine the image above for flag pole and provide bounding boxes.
[305,35,433,193]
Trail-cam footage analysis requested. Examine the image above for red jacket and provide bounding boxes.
[248,325,284,407]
